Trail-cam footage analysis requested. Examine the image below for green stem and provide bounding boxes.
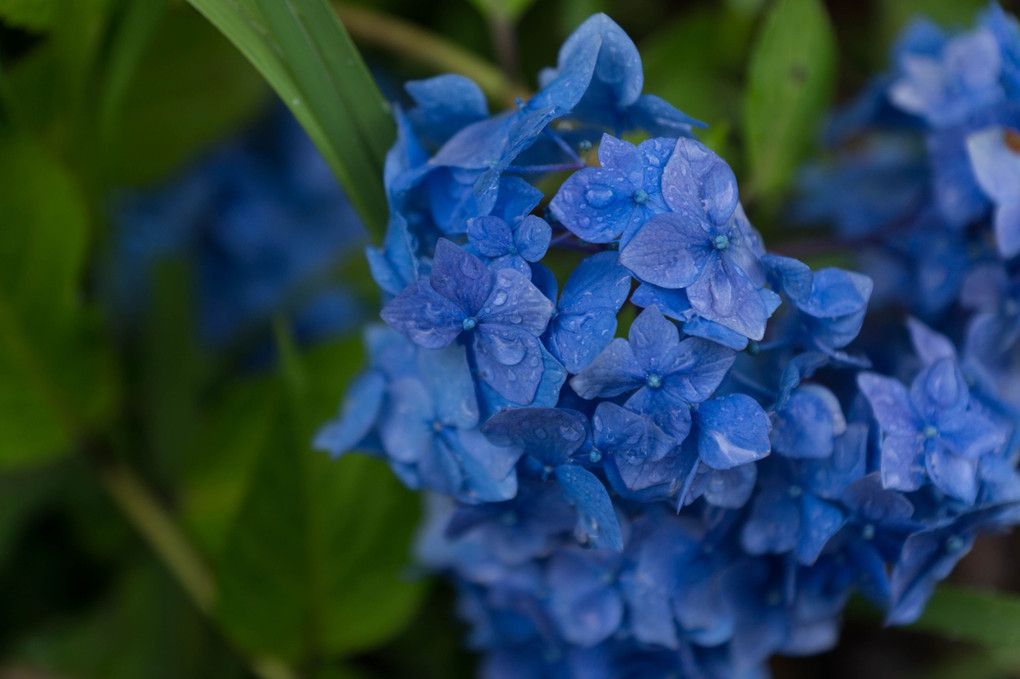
[94,455,299,679]
[333,3,523,106]
[96,459,216,613]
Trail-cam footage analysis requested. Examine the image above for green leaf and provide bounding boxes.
[212,336,425,664]
[743,0,836,199]
[0,134,118,469]
[0,0,57,30]
[185,0,392,238]
[911,585,1020,647]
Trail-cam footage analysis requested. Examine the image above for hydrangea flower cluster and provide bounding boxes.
[110,107,365,349]
[319,12,1020,678]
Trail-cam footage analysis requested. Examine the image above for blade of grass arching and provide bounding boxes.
[185,0,390,239]
[249,0,390,226]
[291,0,391,164]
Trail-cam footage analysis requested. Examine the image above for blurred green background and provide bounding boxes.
[1,0,1020,678]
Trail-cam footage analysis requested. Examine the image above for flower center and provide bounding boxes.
[713,234,730,250]
[861,523,875,540]
[788,485,803,499]
[589,449,603,464]
[431,419,444,434]
[462,316,478,331]
[945,536,965,553]
[923,424,938,439]
[646,372,663,389]
[633,188,648,204]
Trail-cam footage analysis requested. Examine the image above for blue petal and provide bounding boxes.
[548,252,631,374]
[554,465,624,551]
[514,215,551,262]
[547,549,624,645]
[661,336,736,404]
[938,409,1006,459]
[880,434,926,491]
[686,256,769,340]
[467,215,514,257]
[661,137,739,225]
[380,377,435,464]
[627,305,681,370]
[418,342,479,430]
[481,407,588,468]
[619,211,705,289]
[479,267,555,336]
[314,370,386,456]
[592,401,676,465]
[771,387,839,459]
[796,495,846,564]
[570,338,645,399]
[994,199,1020,259]
[405,74,489,147]
[430,238,493,314]
[925,447,979,503]
[762,254,814,305]
[453,428,521,502]
[380,279,464,349]
[857,372,922,435]
[549,166,641,243]
[695,394,771,470]
[906,316,957,365]
[474,326,546,404]
[740,487,800,555]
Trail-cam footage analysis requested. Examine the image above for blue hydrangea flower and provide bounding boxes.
[549,135,673,244]
[381,238,555,403]
[858,356,1007,503]
[112,107,365,350]
[467,213,552,276]
[889,25,1005,127]
[570,306,736,436]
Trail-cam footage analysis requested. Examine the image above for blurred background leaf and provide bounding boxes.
[744,0,836,202]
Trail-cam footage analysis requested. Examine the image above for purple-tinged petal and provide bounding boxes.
[857,372,923,435]
[430,238,493,314]
[380,279,464,349]
[937,409,1007,459]
[570,338,645,399]
[482,408,588,468]
[662,337,736,404]
[478,267,555,335]
[619,211,705,288]
[467,216,514,257]
[662,137,739,224]
[687,256,769,340]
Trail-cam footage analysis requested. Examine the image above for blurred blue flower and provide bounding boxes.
[112,107,365,350]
